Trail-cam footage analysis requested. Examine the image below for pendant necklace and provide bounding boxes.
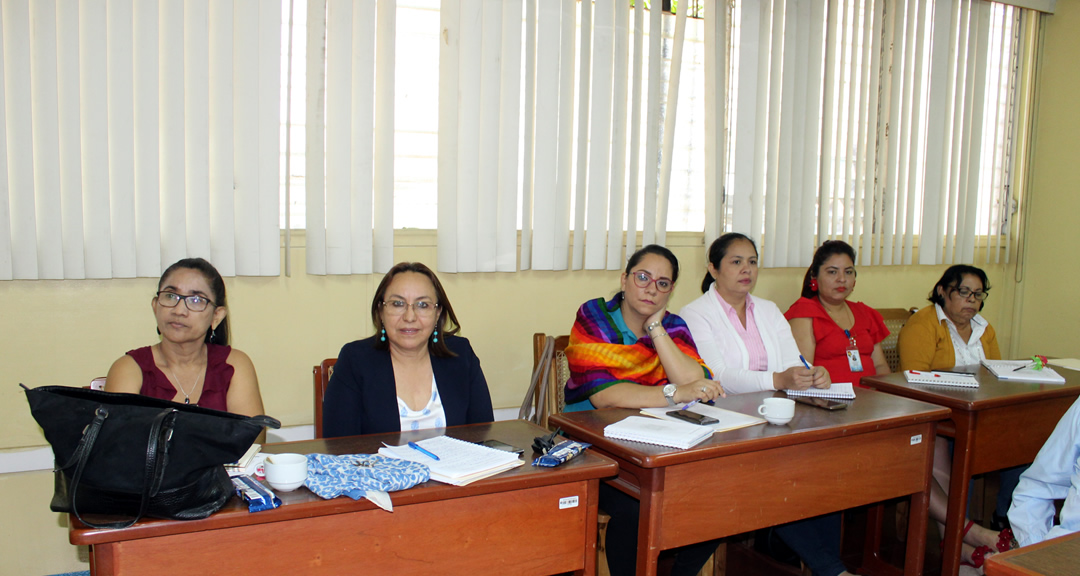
[169,367,203,405]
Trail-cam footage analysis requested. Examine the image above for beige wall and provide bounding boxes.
[7,4,1080,572]
[1014,5,1080,357]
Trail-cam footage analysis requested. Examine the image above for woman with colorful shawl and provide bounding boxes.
[564,244,724,576]
[564,246,722,411]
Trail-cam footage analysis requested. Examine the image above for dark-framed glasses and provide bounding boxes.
[951,286,989,301]
[156,291,215,312]
[382,299,440,317]
[631,271,674,293]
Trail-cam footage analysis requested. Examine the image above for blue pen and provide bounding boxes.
[408,441,441,461]
[680,399,700,410]
[800,355,813,370]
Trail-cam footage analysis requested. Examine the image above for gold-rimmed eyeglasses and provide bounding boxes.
[381,299,440,317]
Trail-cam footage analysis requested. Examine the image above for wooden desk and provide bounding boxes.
[861,367,1080,576]
[985,531,1080,576]
[550,389,950,576]
[70,420,618,576]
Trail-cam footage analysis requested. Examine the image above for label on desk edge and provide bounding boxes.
[910,434,922,445]
[559,496,579,509]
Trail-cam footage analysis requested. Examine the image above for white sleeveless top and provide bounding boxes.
[397,375,447,431]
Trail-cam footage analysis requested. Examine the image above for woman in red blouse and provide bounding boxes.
[784,241,890,386]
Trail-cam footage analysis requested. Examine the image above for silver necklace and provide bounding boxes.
[168,366,203,404]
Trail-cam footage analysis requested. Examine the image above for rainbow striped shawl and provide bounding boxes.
[564,295,712,405]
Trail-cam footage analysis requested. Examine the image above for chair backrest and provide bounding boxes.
[531,333,570,429]
[313,358,336,439]
[876,308,916,373]
[88,377,107,391]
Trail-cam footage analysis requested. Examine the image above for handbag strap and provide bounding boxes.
[70,408,176,530]
[519,336,554,425]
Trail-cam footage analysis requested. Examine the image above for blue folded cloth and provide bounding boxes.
[304,453,429,500]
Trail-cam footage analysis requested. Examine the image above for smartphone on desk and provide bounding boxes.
[666,410,719,426]
[479,439,525,455]
[790,396,848,411]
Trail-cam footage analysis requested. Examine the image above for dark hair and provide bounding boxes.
[928,264,991,311]
[801,240,857,299]
[624,244,680,284]
[371,262,461,358]
[158,258,229,346]
[701,233,757,293]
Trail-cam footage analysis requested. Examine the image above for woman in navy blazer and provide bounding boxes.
[322,262,494,437]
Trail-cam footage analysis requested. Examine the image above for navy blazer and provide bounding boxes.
[322,335,495,438]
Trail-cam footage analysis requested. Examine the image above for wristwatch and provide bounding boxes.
[662,384,677,406]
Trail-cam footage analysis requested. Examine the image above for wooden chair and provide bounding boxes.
[531,333,570,430]
[312,358,336,439]
[876,308,916,373]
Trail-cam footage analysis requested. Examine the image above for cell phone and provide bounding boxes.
[480,439,525,455]
[666,410,719,426]
[790,396,848,410]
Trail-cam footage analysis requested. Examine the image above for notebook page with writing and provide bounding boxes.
[784,383,856,399]
[640,403,766,433]
[604,416,713,449]
[981,360,1066,384]
[903,370,979,387]
[379,436,524,486]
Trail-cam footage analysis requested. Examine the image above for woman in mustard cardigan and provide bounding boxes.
[899,265,1015,570]
[898,265,1000,370]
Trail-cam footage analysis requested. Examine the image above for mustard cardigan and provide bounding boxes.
[898,305,1001,371]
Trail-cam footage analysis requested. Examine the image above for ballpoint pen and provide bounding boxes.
[800,355,813,370]
[408,441,440,461]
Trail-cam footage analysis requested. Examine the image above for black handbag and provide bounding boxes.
[23,384,280,529]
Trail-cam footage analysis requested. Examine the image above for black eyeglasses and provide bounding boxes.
[950,286,989,301]
[156,291,216,312]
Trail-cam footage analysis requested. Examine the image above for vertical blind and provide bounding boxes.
[707,0,1037,268]
[437,0,691,272]
[0,0,281,280]
[305,0,395,275]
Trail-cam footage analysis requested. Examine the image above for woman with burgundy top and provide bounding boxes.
[105,258,265,418]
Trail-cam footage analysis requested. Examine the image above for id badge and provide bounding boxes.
[846,346,864,372]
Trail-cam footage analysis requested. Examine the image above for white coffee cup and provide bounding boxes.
[263,453,308,492]
[758,397,796,426]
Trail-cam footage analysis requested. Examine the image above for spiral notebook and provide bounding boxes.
[903,370,979,388]
[379,436,524,486]
[981,360,1067,384]
[784,382,856,399]
[604,416,713,449]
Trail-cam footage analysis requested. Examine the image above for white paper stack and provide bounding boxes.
[640,403,766,433]
[981,360,1066,384]
[603,416,713,449]
[379,436,524,486]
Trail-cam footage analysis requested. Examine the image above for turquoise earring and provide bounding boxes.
[432,328,439,343]
[380,328,386,342]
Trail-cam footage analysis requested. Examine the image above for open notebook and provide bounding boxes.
[379,436,524,486]
[640,403,765,433]
[981,360,1066,384]
[604,416,713,450]
[903,370,979,388]
[784,382,856,399]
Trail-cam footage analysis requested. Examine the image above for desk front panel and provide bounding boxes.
[657,423,934,549]
[969,397,1075,475]
[93,480,593,576]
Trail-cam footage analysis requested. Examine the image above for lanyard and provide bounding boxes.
[844,329,857,348]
